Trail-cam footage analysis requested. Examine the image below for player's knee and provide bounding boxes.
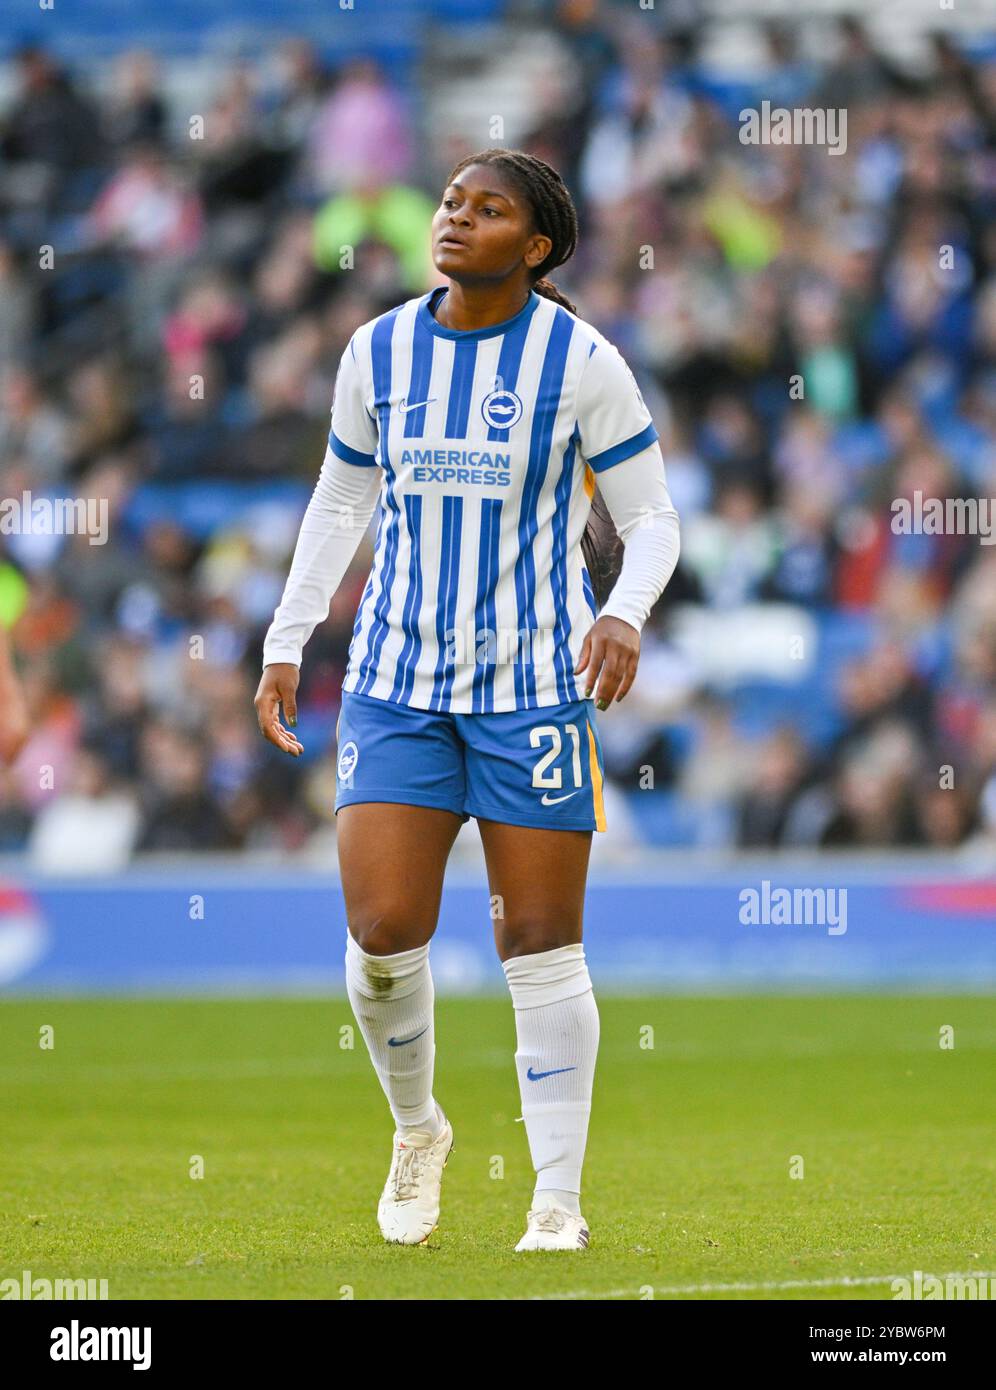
[497,917,580,959]
[349,909,428,957]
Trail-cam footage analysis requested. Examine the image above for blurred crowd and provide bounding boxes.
[1,2,995,867]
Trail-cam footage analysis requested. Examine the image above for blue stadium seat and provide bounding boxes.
[625,789,698,848]
[726,610,877,748]
[2,0,501,65]
[123,480,311,540]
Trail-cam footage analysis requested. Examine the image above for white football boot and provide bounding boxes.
[377,1116,454,1245]
[514,1204,591,1251]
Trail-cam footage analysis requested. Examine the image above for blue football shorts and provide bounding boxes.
[333,689,607,832]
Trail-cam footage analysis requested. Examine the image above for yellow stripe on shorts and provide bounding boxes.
[587,717,607,831]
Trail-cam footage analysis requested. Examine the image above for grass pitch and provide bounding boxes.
[0,996,993,1300]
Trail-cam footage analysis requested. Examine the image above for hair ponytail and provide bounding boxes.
[530,279,621,605]
[580,489,621,610]
[532,277,577,315]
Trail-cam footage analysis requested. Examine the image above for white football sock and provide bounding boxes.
[502,943,599,1207]
[345,934,441,1134]
[531,1187,582,1216]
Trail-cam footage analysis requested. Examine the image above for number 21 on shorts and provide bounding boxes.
[529,723,583,791]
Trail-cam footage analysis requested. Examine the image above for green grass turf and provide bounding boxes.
[0,996,993,1301]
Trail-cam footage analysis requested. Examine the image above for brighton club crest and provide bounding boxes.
[481,376,523,431]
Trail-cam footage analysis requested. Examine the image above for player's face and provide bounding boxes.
[432,165,551,282]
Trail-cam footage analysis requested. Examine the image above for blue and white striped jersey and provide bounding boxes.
[332,285,658,713]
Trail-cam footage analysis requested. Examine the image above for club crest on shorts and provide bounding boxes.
[337,740,359,781]
[481,376,523,431]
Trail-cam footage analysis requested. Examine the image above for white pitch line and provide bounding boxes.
[515,1271,996,1300]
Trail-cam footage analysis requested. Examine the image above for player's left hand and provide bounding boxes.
[574,615,640,710]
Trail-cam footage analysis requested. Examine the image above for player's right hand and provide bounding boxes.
[254,663,304,757]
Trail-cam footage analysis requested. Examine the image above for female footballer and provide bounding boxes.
[255,149,680,1251]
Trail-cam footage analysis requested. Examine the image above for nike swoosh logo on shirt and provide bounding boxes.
[540,791,578,806]
[398,397,437,413]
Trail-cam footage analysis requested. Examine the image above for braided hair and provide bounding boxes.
[443,148,620,608]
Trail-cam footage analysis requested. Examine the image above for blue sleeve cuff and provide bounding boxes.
[329,429,378,467]
[587,422,659,473]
